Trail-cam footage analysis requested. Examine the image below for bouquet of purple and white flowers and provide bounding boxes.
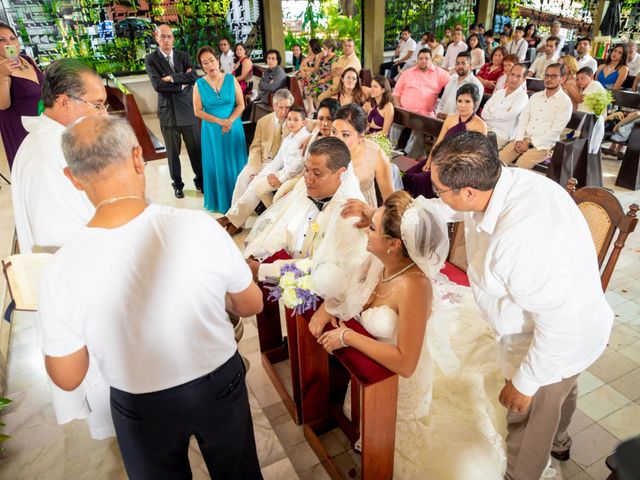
[264,259,319,315]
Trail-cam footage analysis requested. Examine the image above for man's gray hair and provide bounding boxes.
[62,116,139,179]
[272,89,294,105]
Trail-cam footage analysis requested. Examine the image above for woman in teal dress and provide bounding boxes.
[193,46,247,212]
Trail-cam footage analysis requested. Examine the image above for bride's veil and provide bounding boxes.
[401,197,460,374]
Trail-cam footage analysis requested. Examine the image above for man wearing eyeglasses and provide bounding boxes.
[12,58,107,255]
[10,58,117,443]
[499,63,572,169]
[145,24,202,199]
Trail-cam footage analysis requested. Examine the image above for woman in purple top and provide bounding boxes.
[363,75,394,135]
[0,22,44,170]
[403,83,487,198]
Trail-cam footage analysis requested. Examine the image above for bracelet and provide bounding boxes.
[339,328,352,348]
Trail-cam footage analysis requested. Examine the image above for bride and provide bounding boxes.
[308,190,507,480]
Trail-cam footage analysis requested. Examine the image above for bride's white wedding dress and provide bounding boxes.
[344,275,507,480]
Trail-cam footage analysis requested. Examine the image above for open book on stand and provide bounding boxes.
[2,254,54,311]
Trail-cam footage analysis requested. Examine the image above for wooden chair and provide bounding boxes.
[565,178,639,290]
[391,107,444,171]
[447,221,468,273]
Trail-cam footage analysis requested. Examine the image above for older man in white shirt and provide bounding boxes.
[429,131,612,480]
[501,63,572,169]
[443,29,468,70]
[627,41,640,76]
[11,58,115,440]
[482,63,529,148]
[575,37,598,74]
[218,37,235,74]
[538,21,566,54]
[528,36,560,79]
[436,51,484,119]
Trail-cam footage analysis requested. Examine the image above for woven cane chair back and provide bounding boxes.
[447,221,468,273]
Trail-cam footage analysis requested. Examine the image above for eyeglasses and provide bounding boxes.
[432,185,458,197]
[68,95,108,111]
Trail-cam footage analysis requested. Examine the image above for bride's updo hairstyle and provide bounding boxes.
[381,191,413,257]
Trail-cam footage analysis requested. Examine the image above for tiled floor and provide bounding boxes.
[0,116,638,479]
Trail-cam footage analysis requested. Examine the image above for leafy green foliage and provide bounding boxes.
[0,396,12,452]
[584,89,614,117]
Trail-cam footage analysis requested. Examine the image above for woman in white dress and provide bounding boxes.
[309,191,507,480]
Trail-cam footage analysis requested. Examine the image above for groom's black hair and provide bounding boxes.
[308,137,351,172]
[431,131,501,191]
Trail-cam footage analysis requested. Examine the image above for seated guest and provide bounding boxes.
[333,103,395,206]
[444,30,467,70]
[255,49,286,104]
[403,32,430,69]
[426,33,445,67]
[330,38,362,87]
[502,23,513,40]
[524,23,539,48]
[403,83,487,198]
[380,27,416,78]
[494,53,525,92]
[595,44,629,91]
[229,89,293,207]
[304,39,338,113]
[441,28,452,47]
[528,36,560,79]
[291,43,305,71]
[477,47,506,95]
[559,54,580,110]
[538,20,566,54]
[483,30,498,57]
[218,37,235,74]
[244,137,367,292]
[319,67,370,105]
[220,105,311,234]
[575,37,598,74]
[500,63,572,169]
[233,42,253,95]
[363,75,394,135]
[576,67,605,114]
[628,41,640,76]
[467,34,485,72]
[482,63,529,148]
[505,26,528,62]
[41,115,263,479]
[436,52,484,119]
[498,32,509,48]
[297,39,322,82]
[392,48,450,117]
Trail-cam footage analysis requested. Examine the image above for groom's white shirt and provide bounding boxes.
[435,167,612,396]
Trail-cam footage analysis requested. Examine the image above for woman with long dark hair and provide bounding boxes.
[363,75,394,135]
[232,42,253,95]
[595,44,629,91]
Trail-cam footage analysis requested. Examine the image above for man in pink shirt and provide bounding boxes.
[392,48,450,117]
[392,48,450,157]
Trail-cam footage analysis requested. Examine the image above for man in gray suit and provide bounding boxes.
[145,24,202,198]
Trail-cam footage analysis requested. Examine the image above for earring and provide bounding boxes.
[386,248,391,254]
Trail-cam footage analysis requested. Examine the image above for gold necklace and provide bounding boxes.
[96,195,145,210]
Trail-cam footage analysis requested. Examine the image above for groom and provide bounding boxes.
[343,131,613,480]
[244,137,367,293]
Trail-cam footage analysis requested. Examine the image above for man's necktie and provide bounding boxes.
[307,196,333,211]
[269,122,283,159]
[166,54,174,72]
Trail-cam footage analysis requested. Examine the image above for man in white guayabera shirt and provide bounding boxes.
[341,130,613,480]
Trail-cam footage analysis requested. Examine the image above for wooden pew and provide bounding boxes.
[392,107,444,170]
[622,75,636,91]
[615,122,640,191]
[105,84,166,161]
[526,77,545,94]
[542,111,600,187]
[360,68,373,87]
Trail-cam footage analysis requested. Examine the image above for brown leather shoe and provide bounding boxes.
[225,223,243,236]
[217,216,230,227]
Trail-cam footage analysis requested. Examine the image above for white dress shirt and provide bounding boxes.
[444,41,468,69]
[220,50,235,74]
[506,38,528,61]
[259,127,311,183]
[436,167,613,396]
[11,115,95,254]
[482,87,529,145]
[577,54,598,75]
[515,89,573,150]
[436,73,484,116]
[627,52,640,76]
[396,37,417,62]
[528,53,560,79]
